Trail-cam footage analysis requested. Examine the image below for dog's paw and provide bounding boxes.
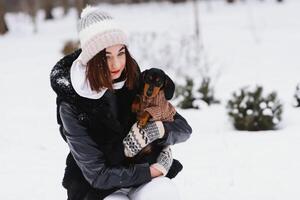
[138,111,150,128]
[137,119,147,128]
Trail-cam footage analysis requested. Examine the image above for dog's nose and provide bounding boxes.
[146,87,153,97]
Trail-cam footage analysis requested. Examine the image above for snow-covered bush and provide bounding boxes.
[294,83,300,107]
[129,31,221,108]
[175,76,220,109]
[197,77,220,105]
[227,86,283,131]
[176,78,199,109]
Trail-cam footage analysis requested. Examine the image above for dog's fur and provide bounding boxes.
[130,68,176,160]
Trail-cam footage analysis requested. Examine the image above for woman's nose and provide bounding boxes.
[111,57,120,69]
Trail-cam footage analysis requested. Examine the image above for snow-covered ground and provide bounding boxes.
[1,0,300,199]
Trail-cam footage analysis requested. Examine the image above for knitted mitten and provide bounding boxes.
[123,121,165,157]
[151,146,173,176]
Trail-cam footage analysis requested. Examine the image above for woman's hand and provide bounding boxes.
[150,166,163,178]
[123,121,165,157]
[150,146,173,176]
[150,146,173,178]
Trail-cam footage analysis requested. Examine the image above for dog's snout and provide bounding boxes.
[146,86,153,97]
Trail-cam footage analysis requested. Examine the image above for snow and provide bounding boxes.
[268,101,274,108]
[233,108,239,114]
[246,109,253,115]
[260,102,267,109]
[1,0,300,199]
[57,77,71,87]
[273,117,280,125]
[262,108,273,116]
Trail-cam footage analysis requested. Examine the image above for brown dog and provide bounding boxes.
[131,68,176,158]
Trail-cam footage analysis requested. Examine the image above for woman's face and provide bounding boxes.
[105,44,126,80]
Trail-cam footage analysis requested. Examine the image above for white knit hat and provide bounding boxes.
[77,5,128,65]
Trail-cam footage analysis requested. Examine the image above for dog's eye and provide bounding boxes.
[156,81,162,86]
[146,76,153,82]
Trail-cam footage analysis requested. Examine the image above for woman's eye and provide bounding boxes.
[118,52,125,56]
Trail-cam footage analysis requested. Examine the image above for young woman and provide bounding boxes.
[50,6,192,200]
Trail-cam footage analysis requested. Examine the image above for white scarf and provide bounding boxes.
[70,54,126,99]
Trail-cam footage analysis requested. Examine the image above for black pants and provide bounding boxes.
[66,177,117,200]
[64,153,183,200]
[66,177,91,200]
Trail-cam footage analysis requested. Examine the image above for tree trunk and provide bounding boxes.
[226,0,235,3]
[0,0,8,35]
[75,0,85,18]
[192,0,203,50]
[75,0,89,19]
[43,0,54,20]
[61,0,69,15]
[22,0,38,33]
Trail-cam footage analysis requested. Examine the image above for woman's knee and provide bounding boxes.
[129,177,180,200]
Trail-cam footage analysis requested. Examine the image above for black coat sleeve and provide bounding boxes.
[158,112,192,146]
[59,101,152,190]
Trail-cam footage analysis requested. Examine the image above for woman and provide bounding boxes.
[50,6,192,200]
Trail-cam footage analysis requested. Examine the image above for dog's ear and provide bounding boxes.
[140,69,149,83]
[163,74,175,100]
[139,69,148,92]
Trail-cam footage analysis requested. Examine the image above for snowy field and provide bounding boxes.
[1,0,300,199]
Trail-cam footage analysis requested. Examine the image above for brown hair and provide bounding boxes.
[85,46,139,92]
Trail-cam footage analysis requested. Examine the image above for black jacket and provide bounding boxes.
[50,50,192,198]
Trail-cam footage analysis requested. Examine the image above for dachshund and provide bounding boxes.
[132,68,176,127]
[131,68,177,160]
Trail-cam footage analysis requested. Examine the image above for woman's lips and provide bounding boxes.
[111,70,120,74]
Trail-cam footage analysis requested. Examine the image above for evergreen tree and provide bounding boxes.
[197,77,220,105]
[177,78,199,109]
[227,86,283,131]
[294,83,300,107]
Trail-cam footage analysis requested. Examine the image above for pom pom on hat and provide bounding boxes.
[80,5,99,19]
